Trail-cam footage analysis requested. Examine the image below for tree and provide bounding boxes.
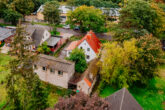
[6,24,49,110]
[55,92,111,110]
[135,34,163,85]
[0,0,7,18]
[13,0,34,19]
[3,9,22,25]
[37,42,51,54]
[99,35,163,89]
[119,0,165,39]
[99,39,140,88]
[43,0,60,25]
[67,48,87,73]
[67,5,105,32]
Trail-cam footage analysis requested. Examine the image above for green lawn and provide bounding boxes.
[99,77,165,110]
[0,53,12,109]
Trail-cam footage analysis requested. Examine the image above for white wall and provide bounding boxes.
[78,40,97,62]
[40,30,50,44]
[67,40,97,62]
[77,80,90,95]
[34,66,74,88]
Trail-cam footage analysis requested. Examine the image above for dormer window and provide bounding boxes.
[87,48,90,51]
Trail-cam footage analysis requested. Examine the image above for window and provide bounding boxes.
[50,68,55,73]
[80,47,83,49]
[87,55,90,59]
[58,71,63,76]
[42,67,47,71]
[34,64,37,69]
[87,48,90,51]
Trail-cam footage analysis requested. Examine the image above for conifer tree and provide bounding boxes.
[6,23,49,110]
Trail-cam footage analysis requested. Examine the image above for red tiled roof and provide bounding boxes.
[67,30,101,53]
[84,78,92,87]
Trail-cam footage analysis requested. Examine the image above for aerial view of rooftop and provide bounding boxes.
[0,0,165,110]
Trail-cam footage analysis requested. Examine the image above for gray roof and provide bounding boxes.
[46,37,61,47]
[35,54,75,73]
[26,25,47,47]
[105,88,143,110]
[0,27,15,41]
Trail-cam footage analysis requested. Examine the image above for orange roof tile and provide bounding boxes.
[66,41,79,50]
[84,78,92,87]
[67,30,101,53]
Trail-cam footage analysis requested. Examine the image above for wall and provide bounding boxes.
[78,40,97,62]
[40,30,50,45]
[37,12,44,21]
[34,65,74,88]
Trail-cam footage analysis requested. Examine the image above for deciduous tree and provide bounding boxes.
[67,48,87,73]
[43,0,60,25]
[67,5,105,32]
[55,92,111,110]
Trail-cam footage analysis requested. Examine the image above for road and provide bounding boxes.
[23,24,112,40]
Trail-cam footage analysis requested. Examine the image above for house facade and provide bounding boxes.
[36,5,72,23]
[34,54,75,88]
[26,25,51,50]
[66,30,101,62]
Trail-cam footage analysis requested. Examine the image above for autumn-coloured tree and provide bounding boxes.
[54,92,111,110]
[99,39,140,88]
[136,34,163,85]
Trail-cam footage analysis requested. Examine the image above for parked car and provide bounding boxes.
[74,26,80,30]
[63,25,70,29]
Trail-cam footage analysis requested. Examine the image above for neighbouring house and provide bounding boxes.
[36,5,120,23]
[25,25,51,50]
[46,36,66,52]
[34,54,75,88]
[37,5,73,23]
[68,59,99,95]
[0,27,16,46]
[66,30,101,62]
[105,88,143,110]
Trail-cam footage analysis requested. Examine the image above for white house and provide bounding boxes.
[66,30,101,62]
[34,54,75,88]
[25,25,51,50]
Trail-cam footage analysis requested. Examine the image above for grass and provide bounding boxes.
[0,23,14,27]
[99,77,165,110]
[0,53,12,109]
[69,36,82,41]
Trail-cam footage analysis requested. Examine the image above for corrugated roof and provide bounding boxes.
[35,54,75,73]
[0,27,15,41]
[105,88,143,110]
[46,37,61,47]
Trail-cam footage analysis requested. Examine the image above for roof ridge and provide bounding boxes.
[39,54,74,65]
[120,88,126,110]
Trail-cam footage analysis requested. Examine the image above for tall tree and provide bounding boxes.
[13,0,34,19]
[67,5,105,32]
[99,39,140,88]
[3,9,22,25]
[119,0,165,39]
[6,23,48,110]
[55,92,111,110]
[43,0,60,25]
